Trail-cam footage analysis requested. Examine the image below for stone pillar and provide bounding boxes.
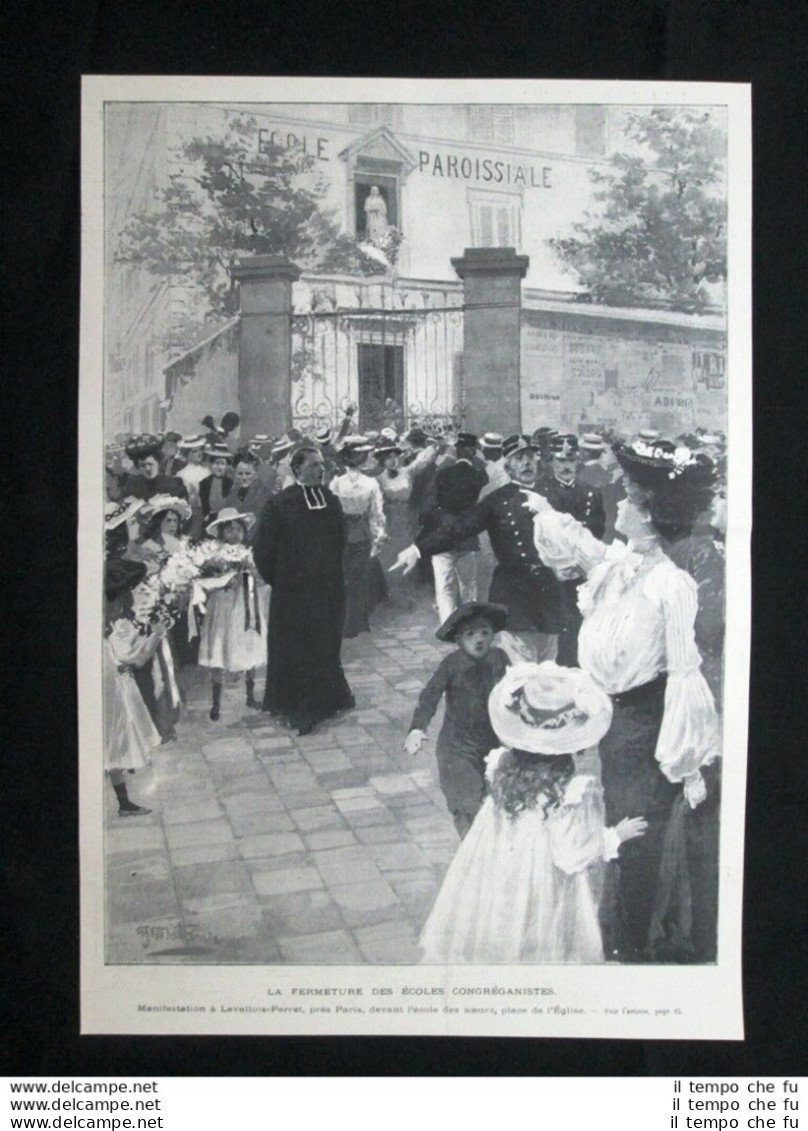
[451,247,529,436]
[230,255,301,439]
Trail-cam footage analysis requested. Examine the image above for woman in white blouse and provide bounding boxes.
[374,438,439,609]
[330,437,388,637]
[526,439,720,962]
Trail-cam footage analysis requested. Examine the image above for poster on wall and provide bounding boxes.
[80,76,751,1039]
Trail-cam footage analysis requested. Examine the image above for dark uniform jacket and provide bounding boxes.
[542,476,606,539]
[418,459,489,551]
[415,481,564,633]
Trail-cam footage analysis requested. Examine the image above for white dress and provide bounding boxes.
[197,565,270,672]
[104,619,163,772]
[420,750,619,964]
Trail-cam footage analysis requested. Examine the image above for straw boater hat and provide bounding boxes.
[271,436,296,460]
[436,601,508,644]
[379,427,398,444]
[105,498,144,531]
[140,494,192,525]
[314,425,334,446]
[206,507,256,538]
[580,432,605,455]
[180,434,206,451]
[488,662,613,756]
[481,431,504,454]
[203,442,234,462]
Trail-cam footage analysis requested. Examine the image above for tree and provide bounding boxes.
[114,116,397,323]
[549,108,727,312]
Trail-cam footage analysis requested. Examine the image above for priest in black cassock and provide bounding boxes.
[252,445,355,735]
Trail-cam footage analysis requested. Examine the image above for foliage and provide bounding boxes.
[549,108,727,312]
[115,116,392,320]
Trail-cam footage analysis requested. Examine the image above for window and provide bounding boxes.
[575,106,607,156]
[348,104,401,129]
[467,189,522,249]
[468,106,515,145]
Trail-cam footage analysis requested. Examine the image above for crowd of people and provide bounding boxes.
[104,406,727,965]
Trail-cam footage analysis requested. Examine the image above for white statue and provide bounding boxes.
[364,185,389,246]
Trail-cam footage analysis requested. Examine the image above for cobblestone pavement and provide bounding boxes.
[105,588,468,966]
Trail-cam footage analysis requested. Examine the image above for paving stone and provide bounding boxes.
[262,893,344,937]
[311,846,385,885]
[201,738,256,761]
[220,791,285,816]
[334,793,385,813]
[330,879,398,912]
[342,805,398,828]
[300,749,354,772]
[106,917,185,963]
[289,805,346,832]
[237,832,306,859]
[276,930,363,964]
[251,734,294,749]
[228,810,297,837]
[106,879,180,926]
[353,824,409,846]
[358,936,423,964]
[244,852,311,874]
[173,860,255,902]
[251,866,324,897]
[168,841,241,867]
[315,769,370,791]
[163,819,235,851]
[106,826,166,856]
[368,773,420,796]
[335,729,376,747]
[366,841,432,871]
[280,788,335,811]
[303,829,358,851]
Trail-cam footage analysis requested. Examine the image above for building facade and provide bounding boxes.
[105,101,727,440]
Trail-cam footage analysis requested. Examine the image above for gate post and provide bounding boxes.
[451,247,529,436]
[230,254,301,439]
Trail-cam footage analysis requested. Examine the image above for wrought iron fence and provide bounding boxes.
[290,281,465,437]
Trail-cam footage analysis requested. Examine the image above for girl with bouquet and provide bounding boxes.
[104,558,172,817]
[196,507,270,721]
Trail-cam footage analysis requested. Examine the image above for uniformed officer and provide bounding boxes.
[391,434,564,664]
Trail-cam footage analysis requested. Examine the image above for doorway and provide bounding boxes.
[357,342,404,432]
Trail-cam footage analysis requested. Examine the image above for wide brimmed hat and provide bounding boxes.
[374,441,402,460]
[180,434,206,450]
[580,432,605,454]
[405,427,428,445]
[220,412,241,432]
[125,433,163,462]
[488,662,613,756]
[550,433,580,458]
[204,442,234,462]
[251,433,271,445]
[502,434,538,460]
[140,494,192,525]
[205,507,256,537]
[271,436,296,458]
[105,558,148,601]
[614,438,715,492]
[341,434,374,453]
[456,431,479,449]
[637,428,660,442]
[314,425,333,445]
[379,427,399,443]
[105,498,145,531]
[481,431,504,450]
[436,601,508,643]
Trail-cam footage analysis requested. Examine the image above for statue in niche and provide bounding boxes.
[363,185,389,246]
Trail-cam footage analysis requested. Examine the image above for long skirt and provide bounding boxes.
[343,539,374,638]
[597,675,680,960]
[378,498,417,608]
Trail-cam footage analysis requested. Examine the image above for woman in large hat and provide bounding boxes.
[329,437,387,637]
[198,442,235,524]
[131,494,192,567]
[420,662,647,963]
[120,434,189,502]
[375,436,440,609]
[525,438,721,962]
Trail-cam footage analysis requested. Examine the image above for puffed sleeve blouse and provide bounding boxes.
[532,509,720,785]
